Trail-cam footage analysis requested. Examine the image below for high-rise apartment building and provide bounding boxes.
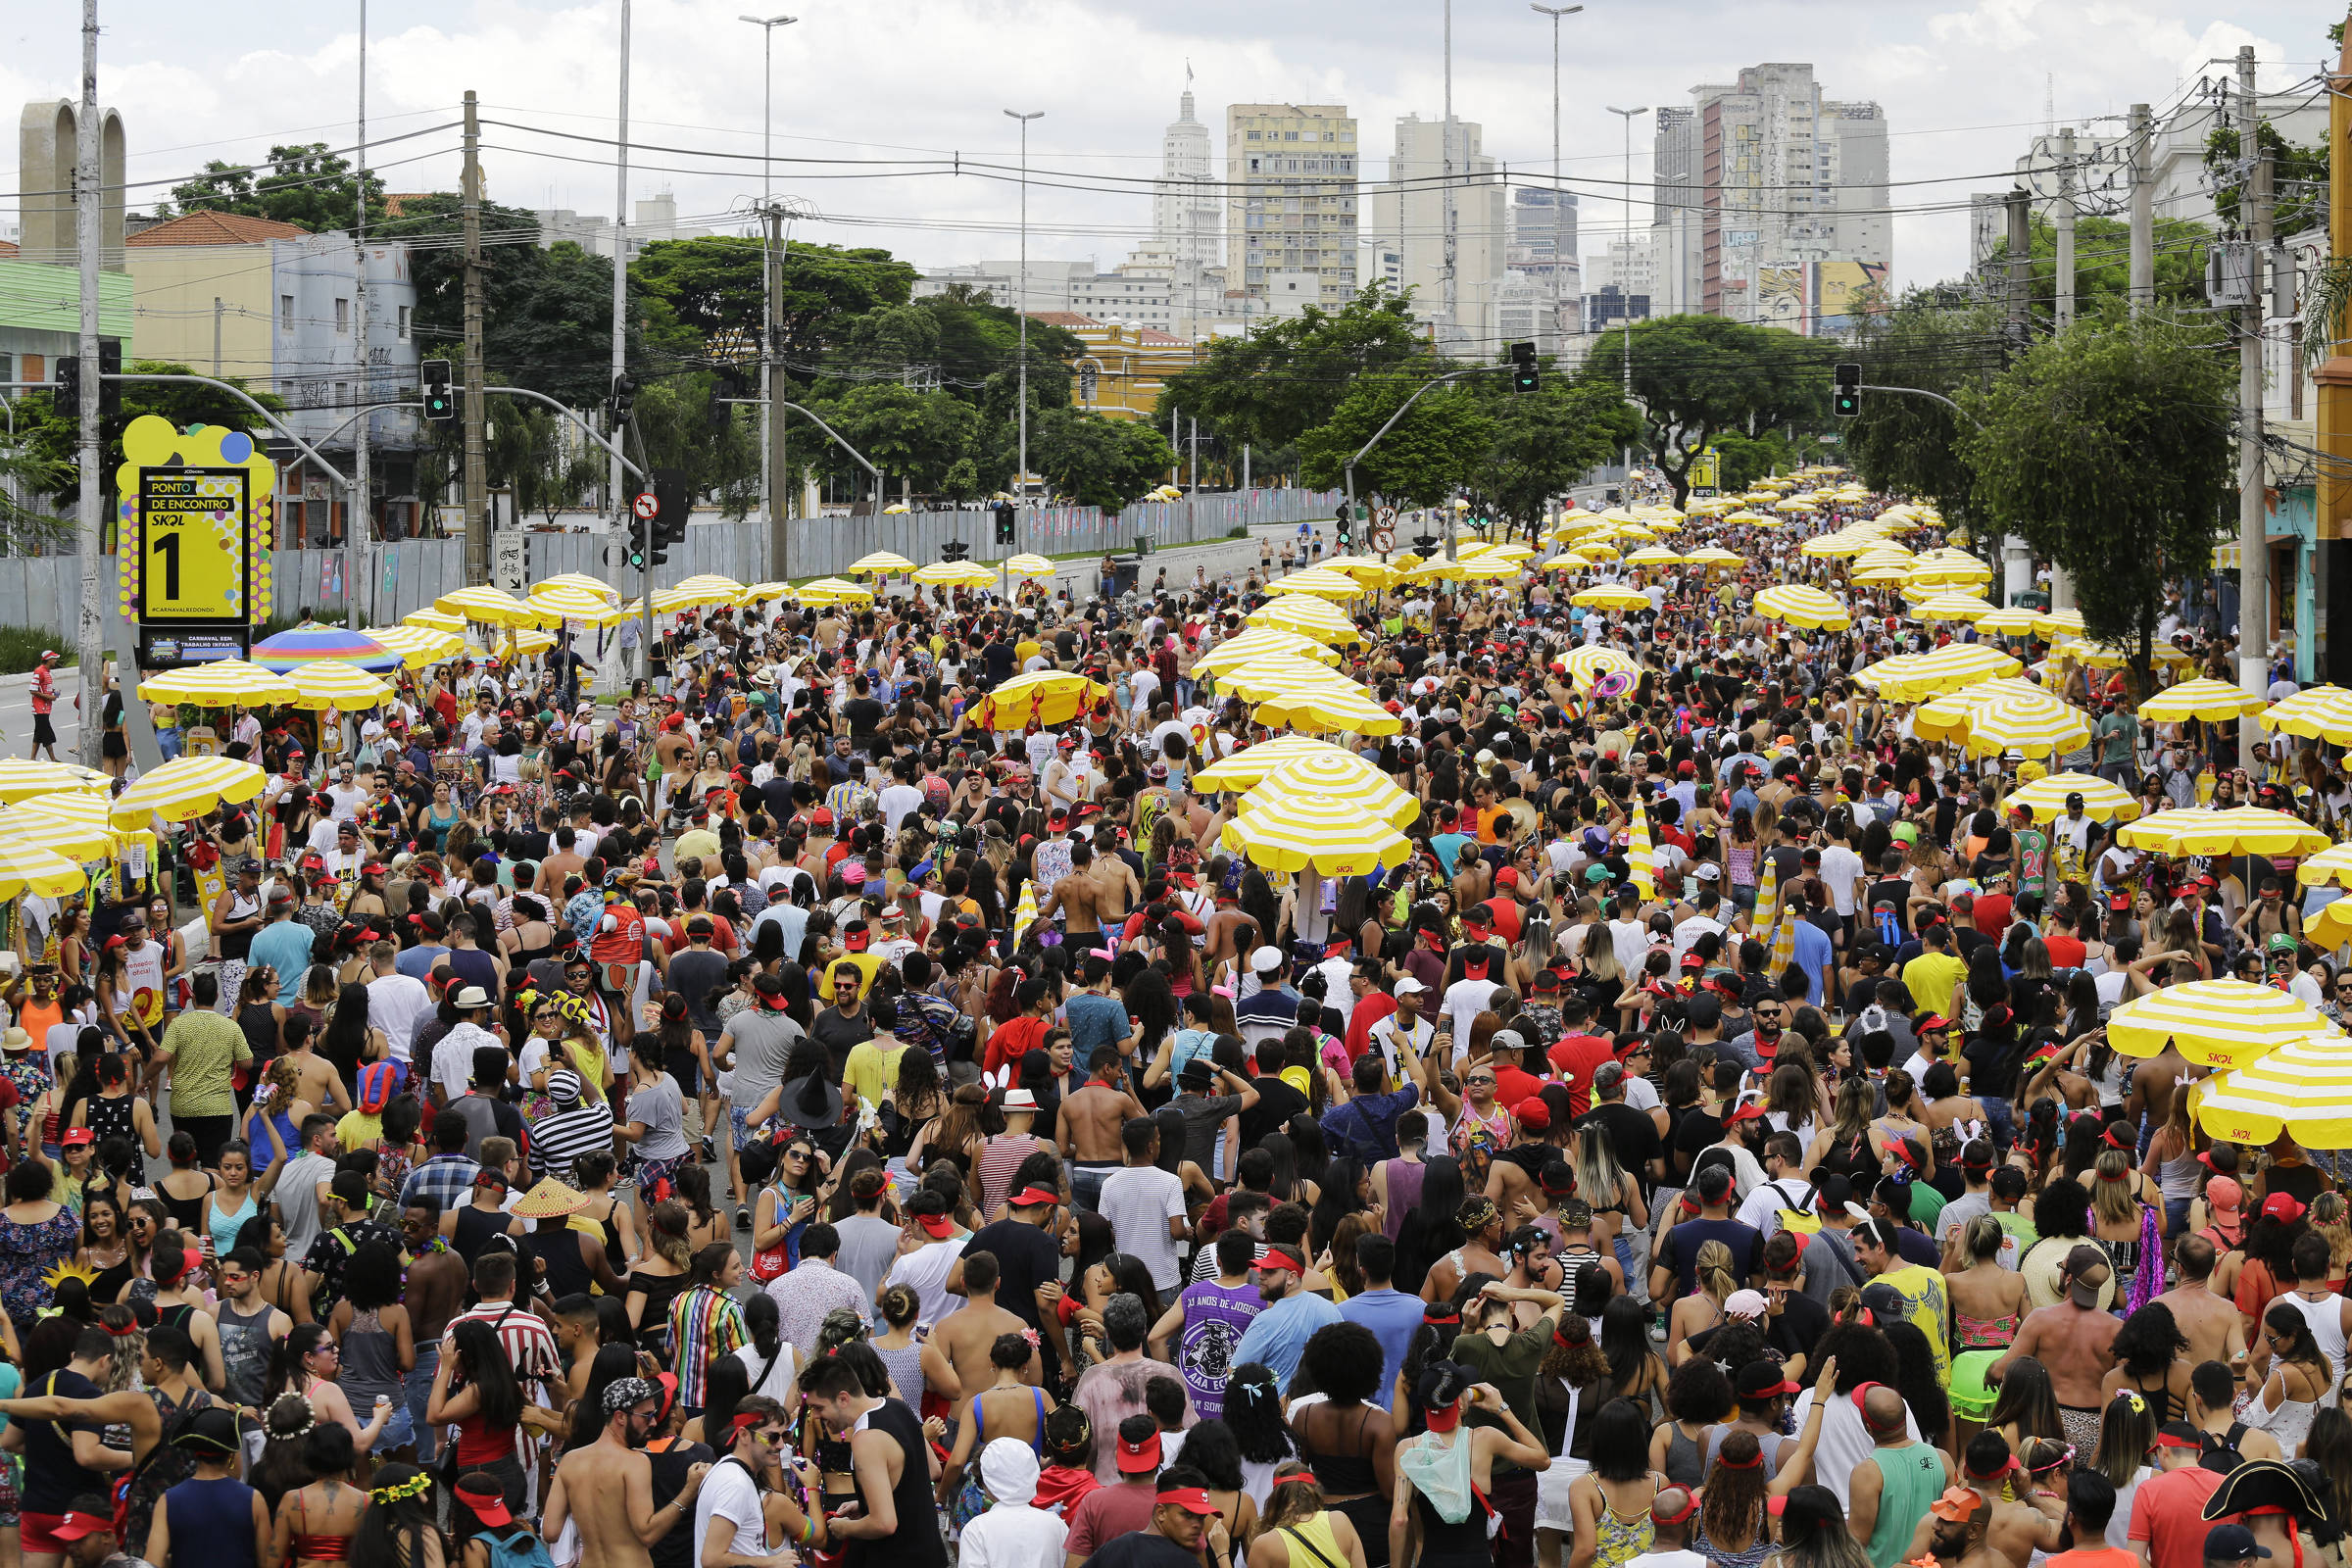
[1153,85,1222,277]
[1643,64,1889,331]
[1225,103,1359,310]
[1372,114,1506,354]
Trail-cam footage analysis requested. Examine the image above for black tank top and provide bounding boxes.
[526,1229,592,1298]
[843,1398,948,1568]
[84,1093,136,1152]
[450,1204,511,1266]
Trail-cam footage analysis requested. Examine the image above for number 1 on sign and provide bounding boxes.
[153,532,181,600]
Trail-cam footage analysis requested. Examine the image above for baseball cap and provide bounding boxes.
[2065,1243,2113,1306]
[1153,1485,1217,1516]
[1114,1429,1164,1474]
[2205,1526,2272,1563]
[1393,976,1426,996]
[1724,1290,1769,1322]
[2261,1192,2307,1224]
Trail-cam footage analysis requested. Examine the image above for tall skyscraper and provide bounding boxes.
[1225,103,1359,310]
[1507,186,1581,345]
[1153,78,1222,275]
[1644,64,1890,331]
[1374,114,1505,354]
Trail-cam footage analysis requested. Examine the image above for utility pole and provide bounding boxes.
[2054,125,2077,329]
[610,0,632,540]
[1441,0,1457,332]
[765,205,787,576]
[350,0,369,627]
[1606,105,1647,479]
[1004,109,1043,513]
[2235,42,2272,768]
[74,0,102,767]
[2004,186,2031,346]
[740,12,795,565]
[462,92,488,584]
[1531,6,1583,351]
[2128,103,2153,315]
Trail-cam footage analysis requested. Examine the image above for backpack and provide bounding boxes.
[483,1529,558,1568]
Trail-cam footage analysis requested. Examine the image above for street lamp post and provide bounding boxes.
[1605,104,1646,479]
[740,12,796,542]
[1004,109,1044,520]
[1530,5,1582,352]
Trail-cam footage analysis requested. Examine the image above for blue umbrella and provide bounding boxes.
[249,625,401,673]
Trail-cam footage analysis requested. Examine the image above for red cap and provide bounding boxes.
[1153,1486,1217,1515]
[45,1513,112,1543]
[2262,1192,2307,1224]
[60,1128,92,1148]
[1007,1185,1060,1208]
[456,1488,514,1527]
[916,1211,956,1240]
[1515,1099,1551,1132]
[1116,1429,1164,1474]
[1259,1247,1308,1277]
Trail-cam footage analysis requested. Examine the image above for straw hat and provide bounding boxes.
[511,1178,590,1220]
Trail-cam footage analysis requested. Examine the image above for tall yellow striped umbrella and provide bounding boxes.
[138,661,299,708]
[1251,689,1401,735]
[910,561,976,586]
[1264,567,1371,599]
[1626,799,1656,900]
[528,582,630,626]
[1401,558,1470,584]
[849,552,915,577]
[2299,845,2352,891]
[2105,979,2329,1068]
[1912,593,1998,624]
[737,582,793,604]
[1561,646,1641,694]
[2262,685,2352,745]
[1972,607,2041,637]
[669,574,748,605]
[109,757,269,828]
[1011,877,1040,947]
[1623,546,1684,569]
[1245,597,1365,646]
[1754,585,1852,631]
[1856,644,2024,700]
[433,585,537,626]
[2002,771,2141,822]
[1570,586,1649,612]
[2033,608,2087,640]
[0,760,109,804]
[404,608,466,634]
[1913,679,2050,743]
[370,624,466,668]
[1196,630,1340,676]
[1003,554,1056,580]
[499,627,557,659]
[1452,557,1523,582]
[1959,692,2093,759]
[1753,854,1781,936]
[793,578,876,607]
[2188,1035,2352,1146]
[0,798,122,862]
[1220,792,1413,876]
[2139,678,2267,723]
[1684,546,1742,571]
[0,838,86,900]
[1243,752,1420,830]
[973,672,1110,731]
[1852,559,1915,587]
[1213,659,1363,705]
[2118,807,2329,858]
[285,662,395,711]
[1768,903,1801,978]
[1190,735,1352,792]
[1906,549,1993,586]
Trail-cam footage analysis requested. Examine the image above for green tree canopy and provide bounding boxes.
[631,236,917,372]
[1980,213,2214,321]
[1465,373,1638,528]
[1029,409,1177,512]
[1158,285,1426,452]
[1958,306,2232,668]
[1297,368,1495,510]
[806,383,978,499]
[1839,289,2002,533]
[1579,315,1832,505]
[160,143,388,233]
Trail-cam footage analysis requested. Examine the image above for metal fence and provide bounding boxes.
[0,488,1345,637]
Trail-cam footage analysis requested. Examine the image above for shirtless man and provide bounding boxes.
[1903,1477,2032,1568]
[651,717,695,778]
[277,1028,353,1117]
[1991,1246,2122,1456]
[1058,1048,1145,1214]
[1200,907,1256,979]
[1420,1197,1509,1305]
[401,1200,468,1457]
[932,1250,1039,1427]
[545,1377,710,1568]
[1086,838,1142,930]
[1039,839,1107,939]
[536,826,587,902]
[2123,1043,2195,1150]
[2152,1236,2247,1369]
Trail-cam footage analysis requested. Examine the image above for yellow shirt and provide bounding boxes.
[843,1039,911,1109]
[829,954,886,1001]
[1900,951,1967,1018]
[336,1109,384,1152]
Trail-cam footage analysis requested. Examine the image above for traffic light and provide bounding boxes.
[627,542,648,572]
[1334,503,1352,549]
[994,501,1016,544]
[608,372,638,428]
[649,467,690,567]
[1509,340,1539,395]
[52,357,78,411]
[1834,363,1861,417]
[97,341,120,418]
[940,539,969,563]
[420,360,456,421]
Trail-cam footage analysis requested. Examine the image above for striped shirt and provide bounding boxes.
[974,1134,1041,1220]
[526,1101,617,1181]
[444,1299,564,1396]
[667,1284,748,1408]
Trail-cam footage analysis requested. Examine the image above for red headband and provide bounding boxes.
[1654,1493,1700,1526]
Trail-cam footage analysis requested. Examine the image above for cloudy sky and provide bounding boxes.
[1,0,2327,291]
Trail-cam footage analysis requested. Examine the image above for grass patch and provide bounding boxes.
[0,627,74,667]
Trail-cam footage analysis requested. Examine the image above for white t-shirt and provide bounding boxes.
[694,1456,769,1561]
[1606,917,1648,978]
[1818,845,1866,917]
[1098,1163,1188,1291]
[367,973,432,1064]
[1439,979,1501,1054]
[882,1237,968,1331]
[876,783,926,834]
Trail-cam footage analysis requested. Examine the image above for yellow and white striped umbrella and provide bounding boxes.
[2106,978,2329,1069]
[0,760,109,804]
[1245,596,1365,646]
[1912,679,2051,743]
[368,625,465,669]
[528,583,630,627]
[285,661,395,711]
[1852,560,1915,587]
[1856,644,2023,701]
[500,627,558,659]
[1684,546,1743,571]
[2033,608,2087,640]
[2188,1034,2352,1147]
[1906,549,1993,585]
[2118,806,2329,858]
[2299,845,2352,891]
[404,608,466,634]
[2051,639,2195,669]
[2139,678,2267,724]
[433,585,538,626]
[109,756,268,828]
[1754,585,1852,631]
[1626,798,1656,900]
[2311,899,2352,949]
[1468,542,1537,564]
[1911,593,1998,624]
[1959,691,2092,759]
[1570,585,1650,612]
[1214,659,1363,705]
[736,582,794,604]
[11,790,117,832]
[138,661,299,708]
[1190,735,1353,792]
[1011,877,1040,948]
[2262,685,2352,745]
[1264,567,1372,599]
[1400,557,1470,583]
[1252,688,1400,735]
[2001,771,2142,823]
[792,578,876,606]
[1452,556,1523,582]
[0,838,86,900]
[537,572,615,598]
[1561,646,1641,694]
[1242,752,1420,830]
[1972,607,2041,637]
[1003,554,1057,580]
[1195,630,1341,676]
[972,672,1110,731]
[849,552,915,577]
[1622,546,1684,568]
[1799,531,1877,559]
[0,810,119,864]
[1220,792,1413,876]
[669,574,748,606]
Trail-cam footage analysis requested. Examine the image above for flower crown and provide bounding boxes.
[370,1473,432,1504]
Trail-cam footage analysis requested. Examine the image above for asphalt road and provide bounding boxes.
[0,666,88,761]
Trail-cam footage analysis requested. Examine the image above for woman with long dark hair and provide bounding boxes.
[1984,1356,2065,1453]
[326,1240,413,1467]
[1763,1485,1876,1568]
[1290,1323,1396,1566]
[1394,1156,1465,1299]
[349,1462,443,1568]
[271,1422,365,1568]
[2245,1299,2330,1455]
[317,981,386,1088]
[1598,1295,1666,1411]
[424,1318,526,1513]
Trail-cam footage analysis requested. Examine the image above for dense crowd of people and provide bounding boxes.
[0,479,2341,1568]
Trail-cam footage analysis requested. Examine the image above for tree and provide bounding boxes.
[1158,285,1426,452]
[1029,409,1178,513]
[1980,214,2213,321]
[631,236,917,373]
[808,383,978,499]
[1579,316,1832,505]
[16,361,286,509]
[2206,122,2328,237]
[1466,375,1638,529]
[633,373,761,518]
[1958,306,2231,677]
[1709,431,1796,494]
[1297,370,1494,510]
[161,143,388,232]
[1839,289,2004,533]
